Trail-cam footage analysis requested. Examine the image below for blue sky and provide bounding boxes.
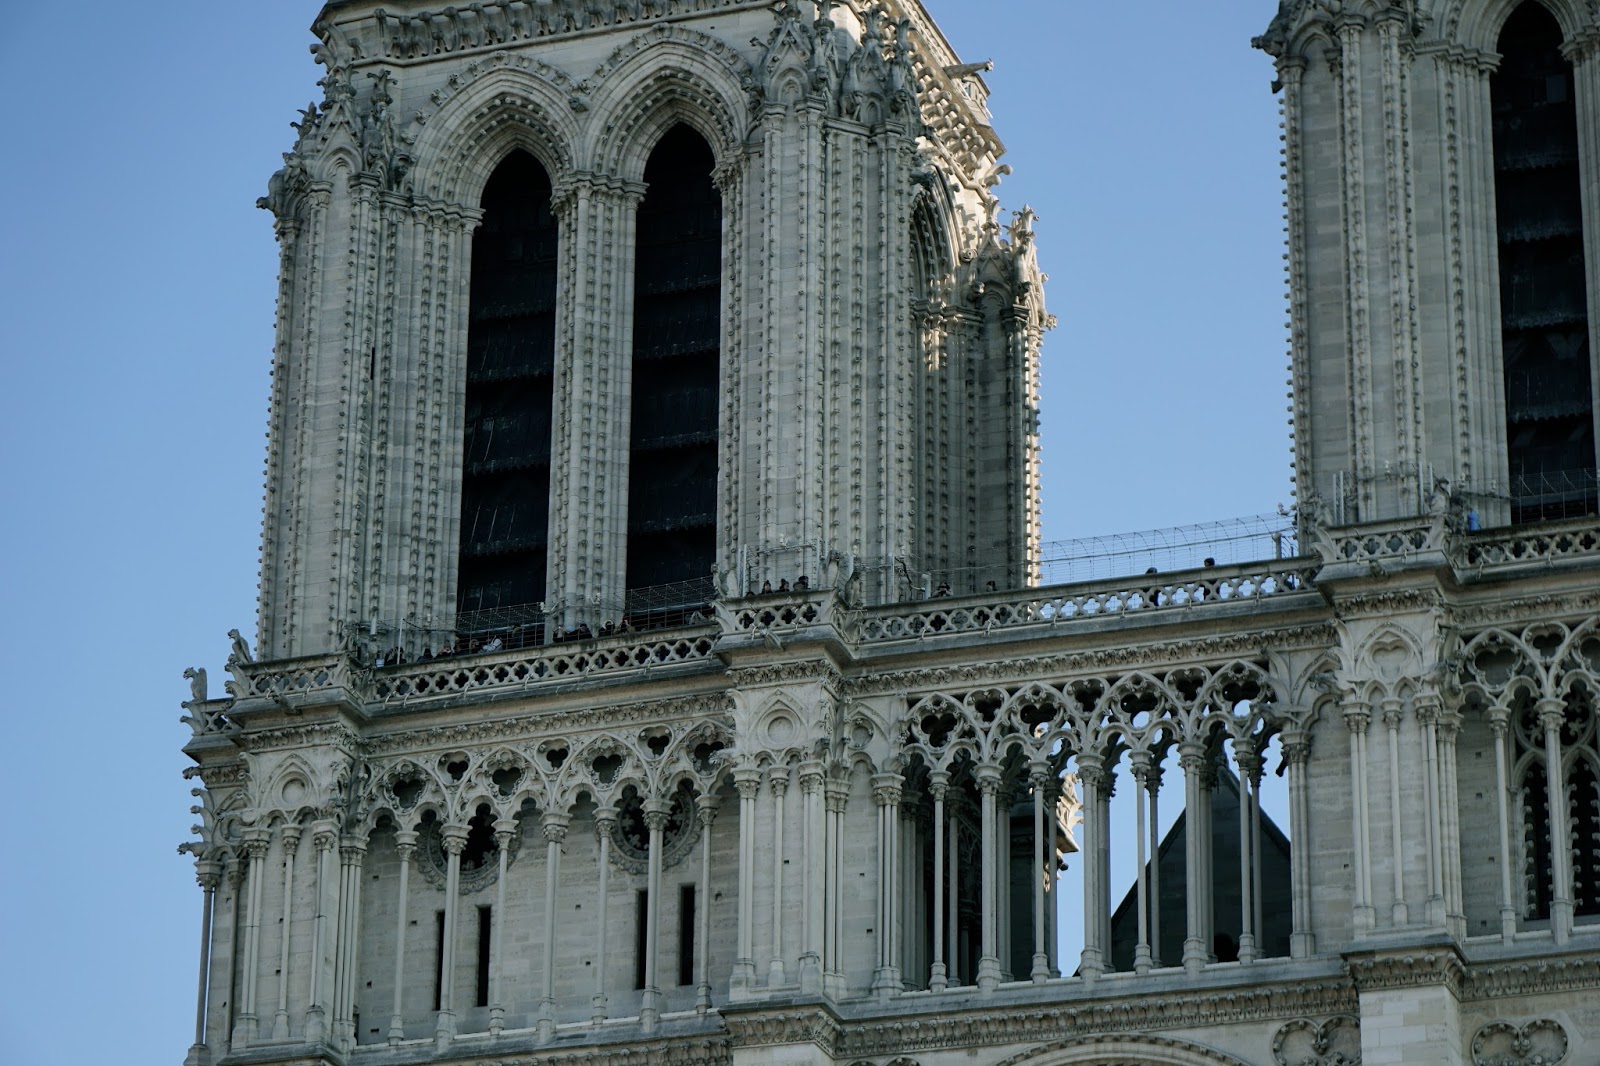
[0,4,1283,1062]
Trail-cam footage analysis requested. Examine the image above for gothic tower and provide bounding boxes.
[249,0,1046,663]
[178,4,1600,1066]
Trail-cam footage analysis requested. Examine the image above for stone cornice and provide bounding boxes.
[1465,948,1600,1000]
[1346,948,1468,998]
[363,691,734,756]
[843,623,1338,697]
[723,970,1355,1057]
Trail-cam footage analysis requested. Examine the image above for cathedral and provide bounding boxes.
[176,2,1600,1065]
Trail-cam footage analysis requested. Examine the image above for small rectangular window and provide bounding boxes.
[678,884,697,986]
[476,905,492,1008]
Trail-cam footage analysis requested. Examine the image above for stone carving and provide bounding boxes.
[227,628,254,665]
[1273,1016,1361,1065]
[182,666,207,706]
[1471,1020,1568,1066]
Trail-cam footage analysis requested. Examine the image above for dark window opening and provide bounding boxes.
[476,905,492,1008]
[433,910,446,1012]
[634,888,650,990]
[678,884,696,986]
[1492,3,1598,522]
[459,150,560,617]
[627,125,722,592]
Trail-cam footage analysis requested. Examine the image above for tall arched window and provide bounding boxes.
[457,150,559,625]
[1492,3,1598,521]
[626,125,721,596]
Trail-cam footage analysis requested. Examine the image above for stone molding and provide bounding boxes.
[1471,1018,1568,1066]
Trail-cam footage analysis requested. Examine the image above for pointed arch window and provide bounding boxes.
[458,150,559,623]
[1491,3,1599,521]
[625,125,722,596]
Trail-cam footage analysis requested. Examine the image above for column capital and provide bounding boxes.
[593,807,619,836]
[279,823,304,853]
[1233,743,1263,779]
[642,808,670,834]
[871,771,904,806]
[1175,743,1207,774]
[394,829,419,860]
[1341,700,1373,734]
[242,828,273,858]
[339,835,369,861]
[312,819,340,851]
[695,794,720,828]
[541,813,571,843]
[770,771,790,798]
[441,825,470,855]
[1380,698,1404,727]
[824,777,850,812]
[1487,705,1511,736]
[734,767,763,800]
[797,760,826,791]
[195,857,224,890]
[974,763,1003,793]
[1537,697,1568,733]
[1281,733,1312,766]
[927,769,951,801]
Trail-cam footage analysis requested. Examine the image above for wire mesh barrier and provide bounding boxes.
[1035,513,1299,586]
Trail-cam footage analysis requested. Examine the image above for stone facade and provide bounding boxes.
[178,3,1600,1066]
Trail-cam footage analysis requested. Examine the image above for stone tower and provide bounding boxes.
[179,3,1600,1066]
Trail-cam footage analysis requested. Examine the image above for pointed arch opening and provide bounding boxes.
[1491,2,1599,521]
[458,150,560,627]
[625,124,722,601]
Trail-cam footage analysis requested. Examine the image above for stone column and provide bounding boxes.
[947,806,960,986]
[304,821,337,1044]
[387,830,416,1045]
[1539,697,1574,943]
[489,821,513,1038]
[975,764,1002,991]
[591,808,615,1024]
[231,828,271,1049]
[769,771,789,985]
[1434,703,1467,937]
[640,806,667,1033]
[1147,765,1163,965]
[1343,700,1377,933]
[333,835,367,1052]
[435,826,466,1048]
[1079,757,1112,979]
[823,777,849,998]
[871,772,904,996]
[1178,743,1210,974]
[271,824,303,1040]
[696,797,718,1013]
[1282,731,1316,958]
[185,859,222,1066]
[1130,753,1154,974]
[546,178,646,629]
[1488,709,1517,941]
[1381,699,1410,926]
[928,771,949,991]
[1417,697,1445,926]
[538,813,568,1041]
[733,768,761,993]
[220,858,245,1046]
[1030,767,1049,982]
[1234,745,1260,963]
[797,761,824,992]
